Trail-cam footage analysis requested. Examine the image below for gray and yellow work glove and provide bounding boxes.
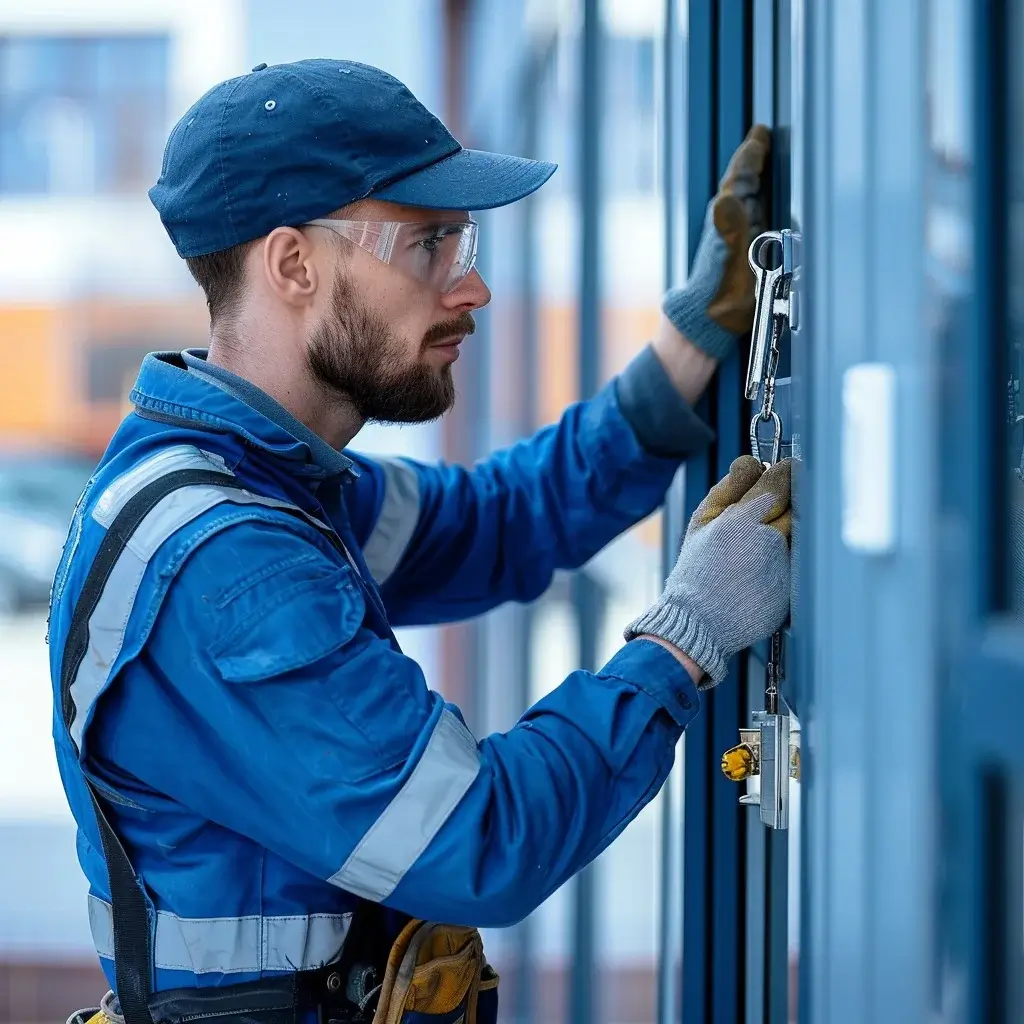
[625,455,792,688]
[662,124,772,360]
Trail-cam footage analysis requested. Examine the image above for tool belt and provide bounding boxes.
[67,912,499,1024]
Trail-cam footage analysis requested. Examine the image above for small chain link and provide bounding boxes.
[749,266,787,717]
[750,303,784,467]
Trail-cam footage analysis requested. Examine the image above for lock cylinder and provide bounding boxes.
[720,720,801,830]
[721,728,762,781]
[721,742,758,781]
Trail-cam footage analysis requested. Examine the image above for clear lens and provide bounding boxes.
[306,219,478,293]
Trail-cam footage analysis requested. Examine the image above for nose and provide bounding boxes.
[442,268,491,312]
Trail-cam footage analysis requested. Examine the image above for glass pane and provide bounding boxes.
[595,1,665,1020]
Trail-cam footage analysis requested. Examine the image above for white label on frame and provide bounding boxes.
[841,363,897,554]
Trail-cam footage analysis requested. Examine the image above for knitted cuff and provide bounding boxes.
[624,600,729,686]
[614,345,716,458]
[661,288,738,362]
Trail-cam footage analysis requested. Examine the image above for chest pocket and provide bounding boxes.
[209,563,366,683]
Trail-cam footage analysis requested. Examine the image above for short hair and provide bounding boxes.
[184,240,256,327]
[184,207,357,327]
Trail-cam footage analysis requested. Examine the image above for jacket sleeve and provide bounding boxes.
[92,518,700,928]
[346,372,712,627]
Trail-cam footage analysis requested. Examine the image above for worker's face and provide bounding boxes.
[306,200,491,423]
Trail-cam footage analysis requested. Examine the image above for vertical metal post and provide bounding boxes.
[513,42,544,1024]
[708,11,751,1023]
[680,1,717,1018]
[802,1,937,1022]
[681,4,755,1023]
[569,1,602,1023]
[656,0,685,1019]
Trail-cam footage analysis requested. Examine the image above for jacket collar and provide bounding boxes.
[130,349,357,480]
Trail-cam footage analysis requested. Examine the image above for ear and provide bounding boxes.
[261,226,321,307]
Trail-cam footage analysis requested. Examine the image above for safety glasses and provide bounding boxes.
[305,217,478,294]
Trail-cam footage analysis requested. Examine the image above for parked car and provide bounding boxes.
[0,451,95,615]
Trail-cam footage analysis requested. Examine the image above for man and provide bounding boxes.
[50,60,790,1024]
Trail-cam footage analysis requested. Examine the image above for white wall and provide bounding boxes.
[0,0,245,302]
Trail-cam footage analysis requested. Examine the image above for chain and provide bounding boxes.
[765,629,783,715]
[749,295,784,468]
[749,280,786,716]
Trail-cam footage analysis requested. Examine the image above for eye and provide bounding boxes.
[417,231,447,253]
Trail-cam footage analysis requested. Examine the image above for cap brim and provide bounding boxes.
[371,148,557,211]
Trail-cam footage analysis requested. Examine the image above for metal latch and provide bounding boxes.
[721,716,801,829]
[721,227,803,830]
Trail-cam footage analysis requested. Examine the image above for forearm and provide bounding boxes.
[381,381,705,625]
[638,633,707,685]
[650,315,720,406]
[390,639,701,926]
[614,344,716,459]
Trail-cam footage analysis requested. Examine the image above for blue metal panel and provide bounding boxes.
[746,6,800,1018]
[863,0,936,1018]
[803,4,868,1021]
[709,7,752,1024]
[801,1,939,1023]
[709,355,746,1024]
[764,828,789,1024]
[939,0,1024,1018]
[743,657,767,1024]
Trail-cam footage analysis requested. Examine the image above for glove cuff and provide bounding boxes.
[624,601,730,686]
[661,288,738,362]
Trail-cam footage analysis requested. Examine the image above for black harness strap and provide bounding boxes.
[60,466,392,1024]
[61,469,252,1024]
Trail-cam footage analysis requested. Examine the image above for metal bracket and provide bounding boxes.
[721,715,801,830]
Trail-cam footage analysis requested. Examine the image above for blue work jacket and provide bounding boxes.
[48,345,712,996]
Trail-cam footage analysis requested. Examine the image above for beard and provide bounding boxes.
[306,273,473,424]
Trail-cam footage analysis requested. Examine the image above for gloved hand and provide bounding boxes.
[661,124,772,360]
[625,455,792,688]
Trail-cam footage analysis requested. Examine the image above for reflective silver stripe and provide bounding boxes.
[362,457,420,584]
[92,446,231,527]
[71,456,322,750]
[88,895,350,974]
[329,707,480,900]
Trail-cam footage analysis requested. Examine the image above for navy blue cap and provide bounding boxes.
[149,58,557,258]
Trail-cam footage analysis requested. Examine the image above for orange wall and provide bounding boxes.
[0,293,670,559]
[0,298,209,456]
[0,306,60,438]
[532,301,665,552]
